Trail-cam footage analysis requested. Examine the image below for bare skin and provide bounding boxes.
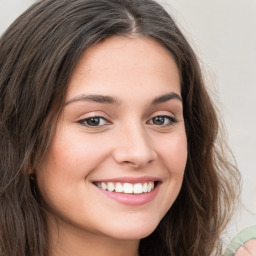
[235,239,256,256]
[37,36,187,256]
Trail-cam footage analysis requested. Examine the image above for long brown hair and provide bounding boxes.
[0,0,240,255]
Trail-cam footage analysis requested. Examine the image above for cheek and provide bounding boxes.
[36,130,113,219]
[154,130,187,214]
[156,130,187,176]
[42,130,112,180]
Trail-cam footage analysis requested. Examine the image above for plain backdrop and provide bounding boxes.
[1,0,255,242]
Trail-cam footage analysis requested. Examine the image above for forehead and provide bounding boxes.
[66,36,181,100]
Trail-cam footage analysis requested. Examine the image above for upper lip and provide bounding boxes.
[91,176,162,184]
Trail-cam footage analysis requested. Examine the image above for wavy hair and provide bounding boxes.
[0,0,240,255]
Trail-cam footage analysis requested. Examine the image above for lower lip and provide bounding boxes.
[94,184,160,206]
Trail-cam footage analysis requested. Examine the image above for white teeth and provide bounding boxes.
[147,181,154,192]
[101,182,107,190]
[133,183,143,194]
[142,183,148,192]
[123,183,133,194]
[95,181,156,194]
[107,182,115,192]
[147,183,151,192]
[115,182,123,193]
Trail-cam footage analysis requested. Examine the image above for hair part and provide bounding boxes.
[0,0,240,255]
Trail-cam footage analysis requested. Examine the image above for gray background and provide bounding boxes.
[1,0,255,241]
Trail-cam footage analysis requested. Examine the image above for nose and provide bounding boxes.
[112,123,157,168]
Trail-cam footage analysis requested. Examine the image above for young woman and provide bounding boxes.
[0,0,240,255]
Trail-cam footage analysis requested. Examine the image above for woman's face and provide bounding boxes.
[37,36,187,241]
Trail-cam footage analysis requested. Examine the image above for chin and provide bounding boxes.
[102,218,160,240]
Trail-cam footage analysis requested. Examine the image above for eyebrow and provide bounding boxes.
[65,94,121,105]
[151,92,182,105]
[65,92,182,106]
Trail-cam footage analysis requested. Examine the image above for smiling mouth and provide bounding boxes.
[93,181,158,194]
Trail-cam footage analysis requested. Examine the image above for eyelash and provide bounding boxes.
[77,116,109,127]
[77,115,178,128]
[147,115,178,127]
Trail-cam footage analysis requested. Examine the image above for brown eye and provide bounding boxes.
[149,115,177,126]
[152,116,165,125]
[78,116,108,127]
[86,117,101,126]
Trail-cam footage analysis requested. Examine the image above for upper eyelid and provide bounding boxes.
[77,112,177,120]
[75,108,178,121]
[148,111,176,119]
[76,111,110,121]
[79,115,109,122]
